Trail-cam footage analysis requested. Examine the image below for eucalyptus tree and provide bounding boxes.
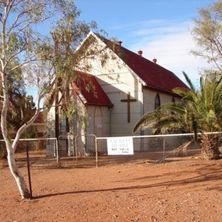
[134,73,222,160]
[48,12,97,135]
[7,63,36,131]
[0,0,96,199]
[192,0,222,72]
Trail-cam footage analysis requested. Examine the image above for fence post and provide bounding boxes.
[95,137,98,168]
[56,138,61,167]
[26,145,32,199]
[162,137,166,163]
[74,135,78,165]
[53,140,56,157]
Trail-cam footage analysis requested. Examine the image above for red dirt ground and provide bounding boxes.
[0,152,222,222]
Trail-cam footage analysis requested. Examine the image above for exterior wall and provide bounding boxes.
[46,91,88,157]
[142,88,181,151]
[86,106,110,153]
[79,37,144,137]
[46,71,112,156]
[71,97,88,156]
[46,90,70,156]
[46,103,56,156]
[143,88,174,113]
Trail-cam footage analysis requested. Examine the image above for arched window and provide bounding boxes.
[154,93,161,109]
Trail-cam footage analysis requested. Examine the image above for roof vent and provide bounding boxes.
[138,50,143,56]
[153,58,157,63]
[117,41,122,46]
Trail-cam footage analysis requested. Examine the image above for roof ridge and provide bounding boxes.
[95,33,182,80]
[89,32,189,94]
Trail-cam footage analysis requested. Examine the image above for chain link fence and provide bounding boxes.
[0,138,58,169]
[1,132,222,169]
[94,134,196,166]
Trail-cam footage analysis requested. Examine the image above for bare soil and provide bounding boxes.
[0,151,222,222]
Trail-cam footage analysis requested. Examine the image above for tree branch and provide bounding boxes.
[12,93,43,151]
[9,57,38,72]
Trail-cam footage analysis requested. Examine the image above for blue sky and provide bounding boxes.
[76,0,213,83]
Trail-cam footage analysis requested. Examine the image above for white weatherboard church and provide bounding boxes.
[46,32,188,156]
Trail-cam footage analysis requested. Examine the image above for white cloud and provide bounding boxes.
[133,21,190,37]
[129,20,211,85]
[110,19,166,31]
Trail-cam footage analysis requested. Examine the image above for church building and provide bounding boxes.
[46,32,188,156]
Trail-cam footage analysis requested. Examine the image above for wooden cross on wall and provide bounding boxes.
[121,93,137,123]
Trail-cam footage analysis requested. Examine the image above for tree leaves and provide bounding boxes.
[192,0,222,71]
[134,73,222,136]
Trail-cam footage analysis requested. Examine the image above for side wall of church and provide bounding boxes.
[86,106,110,153]
[143,88,175,113]
[142,88,181,151]
[46,91,88,157]
[46,98,56,156]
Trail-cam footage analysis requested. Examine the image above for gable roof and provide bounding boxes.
[94,33,189,94]
[72,71,113,107]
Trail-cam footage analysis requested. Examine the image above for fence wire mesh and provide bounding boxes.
[95,134,200,166]
[0,138,59,169]
[1,132,222,168]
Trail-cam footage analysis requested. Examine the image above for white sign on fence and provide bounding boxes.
[107,137,134,155]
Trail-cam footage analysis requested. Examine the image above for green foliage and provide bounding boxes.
[134,72,222,159]
[0,60,36,132]
[46,6,99,126]
[1,0,101,138]
[7,94,36,131]
[0,0,103,199]
[134,72,222,135]
[192,0,222,71]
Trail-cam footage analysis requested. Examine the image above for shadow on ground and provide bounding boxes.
[33,163,222,200]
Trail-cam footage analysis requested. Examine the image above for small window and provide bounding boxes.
[155,93,161,109]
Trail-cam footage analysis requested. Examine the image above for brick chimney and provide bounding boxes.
[138,50,143,56]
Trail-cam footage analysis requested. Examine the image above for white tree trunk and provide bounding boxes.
[7,148,30,199]
[6,109,40,199]
[0,0,49,200]
[0,68,39,199]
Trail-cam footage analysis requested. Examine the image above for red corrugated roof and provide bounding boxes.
[32,111,46,124]
[97,34,189,94]
[120,47,188,93]
[72,71,113,107]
